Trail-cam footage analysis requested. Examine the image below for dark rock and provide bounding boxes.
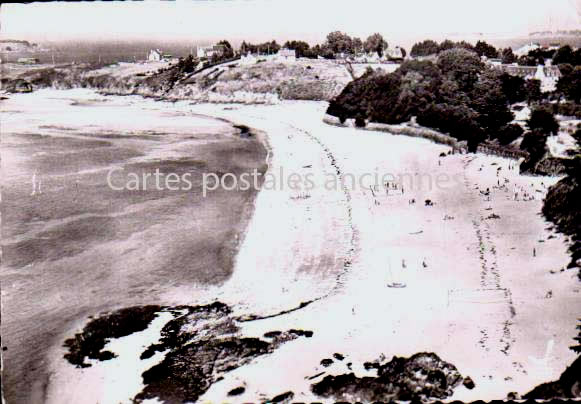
[228,386,245,396]
[507,391,520,400]
[311,352,463,402]
[63,305,163,368]
[463,376,475,389]
[289,329,313,338]
[133,303,310,403]
[363,361,379,371]
[320,358,334,367]
[333,353,345,361]
[524,356,581,399]
[270,391,294,403]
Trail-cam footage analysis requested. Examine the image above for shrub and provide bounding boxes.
[496,124,524,145]
[527,107,559,135]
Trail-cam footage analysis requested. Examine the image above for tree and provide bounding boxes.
[437,48,484,92]
[501,48,516,64]
[177,54,197,73]
[553,45,574,65]
[573,128,581,148]
[525,79,542,102]
[416,102,484,150]
[574,48,581,66]
[410,40,440,57]
[283,40,310,58]
[527,48,555,65]
[497,123,524,145]
[217,40,234,59]
[499,72,526,104]
[518,55,538,66]
[474,40,498,58]
[520,130,548,163]
[325,31,354,55]
[352,37,363,54]
[364,33,388,57]
[527,106,559,136]
[470,69,514,134]
[439,40,457,52]
[556,66,581,103]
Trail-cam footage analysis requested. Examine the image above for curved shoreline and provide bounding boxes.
[0,89,271,404]
[3,91,579,403]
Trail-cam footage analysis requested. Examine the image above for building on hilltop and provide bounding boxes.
[276,48,296,61]
[514,42,541,57]
[488,62,561,92]
[148,49,162,62]
[196,44,226,59]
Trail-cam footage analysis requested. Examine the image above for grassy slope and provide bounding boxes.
[6,59,352,102]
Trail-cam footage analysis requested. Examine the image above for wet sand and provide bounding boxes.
[0,89,267,403]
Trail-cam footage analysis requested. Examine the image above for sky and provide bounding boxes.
[1,0,580,45]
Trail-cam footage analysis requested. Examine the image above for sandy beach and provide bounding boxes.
[185,101,579,401]
[2,90,579,403]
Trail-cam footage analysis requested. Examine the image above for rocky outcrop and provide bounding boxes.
[521,155,569,176]
[311,352,464,402]
[62,302,313,403]
[524,356,581,399]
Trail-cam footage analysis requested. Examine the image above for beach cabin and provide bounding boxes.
[148,49,162,62]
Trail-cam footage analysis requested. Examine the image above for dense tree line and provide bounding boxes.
[327,47,551,151]
[279,32,401,59]
[409,39,480,57]
[240,40,281,55]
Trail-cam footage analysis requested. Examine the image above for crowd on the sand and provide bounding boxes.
[357,150,558,286]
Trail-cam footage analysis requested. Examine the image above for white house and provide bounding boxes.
[148,49,162,62]
[196,44,226,59]
[276,48,296,61]
[514,42,541,57]
[386,46,404,61]
[482,56,503,66]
